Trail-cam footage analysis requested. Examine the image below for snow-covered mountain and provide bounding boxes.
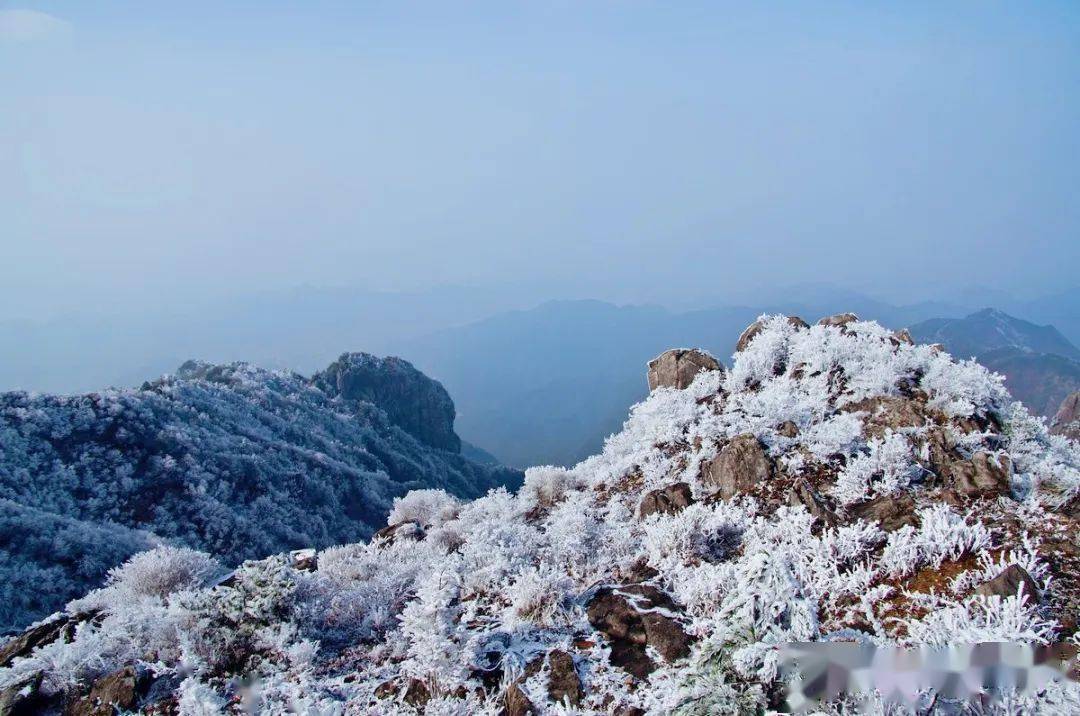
[2,315,1079,714]
[0,354,521,633]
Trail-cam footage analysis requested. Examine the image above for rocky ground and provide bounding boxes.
[2,314,1079,714]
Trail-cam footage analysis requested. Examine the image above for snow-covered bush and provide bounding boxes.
[520,465,580,508]
[104,546,220,599]
[387,488,461,527]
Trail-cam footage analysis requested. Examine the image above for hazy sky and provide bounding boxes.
[2,1,1078,320]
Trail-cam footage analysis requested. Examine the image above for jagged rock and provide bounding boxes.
[842,396,932,437]
[502,683,535,716]
[849,494,919,532]
[735,316,808,353]
[638,482,694,518]
[546,650,583,706]
[0,672,44,715]
[67,666,139,716]
[703,434,773,499]
[947,452,1011,498]
[975,564,1040,601]
[646,349,721,391]
[0,611,98,668]
[372,521,425,545]
[818,313,859,329]
[586,584,691,679]
[893,328,915,346]
[312,352,461,452]
[1051,392,1080,441]
[788,478,839,527]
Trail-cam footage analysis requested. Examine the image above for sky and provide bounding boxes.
[2,1,1078,320]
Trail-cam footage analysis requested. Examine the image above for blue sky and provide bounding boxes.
[2,1,1078,318]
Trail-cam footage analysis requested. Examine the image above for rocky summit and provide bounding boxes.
[0,354,521,633]
[2,316,1080,714]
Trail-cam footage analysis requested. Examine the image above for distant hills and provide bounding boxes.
[909,309,1080,418]
[409,303,1080,467]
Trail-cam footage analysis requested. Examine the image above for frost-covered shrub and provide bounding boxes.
[504,565,575,629]
[902,594,1056,645]
[832,431,918,505]
[387,489,461,527]
[104,546,220,599]
[520,465,580,508]
[880,504,992,578]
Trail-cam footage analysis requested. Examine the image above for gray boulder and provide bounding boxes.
[313,352,461,451]
[647,349,721,391]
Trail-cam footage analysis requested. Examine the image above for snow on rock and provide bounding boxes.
[3,314,1080,714]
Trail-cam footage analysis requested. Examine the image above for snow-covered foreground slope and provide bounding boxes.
[3,316,1080,714]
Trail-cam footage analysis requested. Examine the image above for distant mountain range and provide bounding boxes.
[909,309,1080,417]
[408,303,1080,467]
[0,354,521,632]
[1,284,1076,468]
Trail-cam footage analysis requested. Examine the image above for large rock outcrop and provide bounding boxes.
[312,352,461,452]
[647,349,722,391]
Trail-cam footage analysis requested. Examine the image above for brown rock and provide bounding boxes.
[735,316,808,353]
[67,666,138,716]
[502,683,535,716]
[546,650,582,706]
[777,421,799,438]
[788,478,839,527]
[703,434,773,499]
[403,678,431,707]
[0,672,45,716]
[948,452,1010,498]
[1051,391,1080,441]
[638,482,695,519]
[842,396,932,437]
[586,584,691,679]
[893,328,915,346]
[975,564,1040,601]
[849,493,919,532]
[647,349,721,391]
[372,521,425,545]
[0,611,99,668]
[818,312,859,329]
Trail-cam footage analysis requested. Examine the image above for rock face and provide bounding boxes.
[843,396,933,438]
[586,585,692,679]
[946,452,1011,498]
[638,482,694,518]
[703,434,773,499]
[1052,391,1080,441]
[818,312,859,329]
[312,352,461,452]
[736,316,809,352]
[975,564,1040,601]
[68,666,139,716]
[646,349,721,391]
[848,494,919,532]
